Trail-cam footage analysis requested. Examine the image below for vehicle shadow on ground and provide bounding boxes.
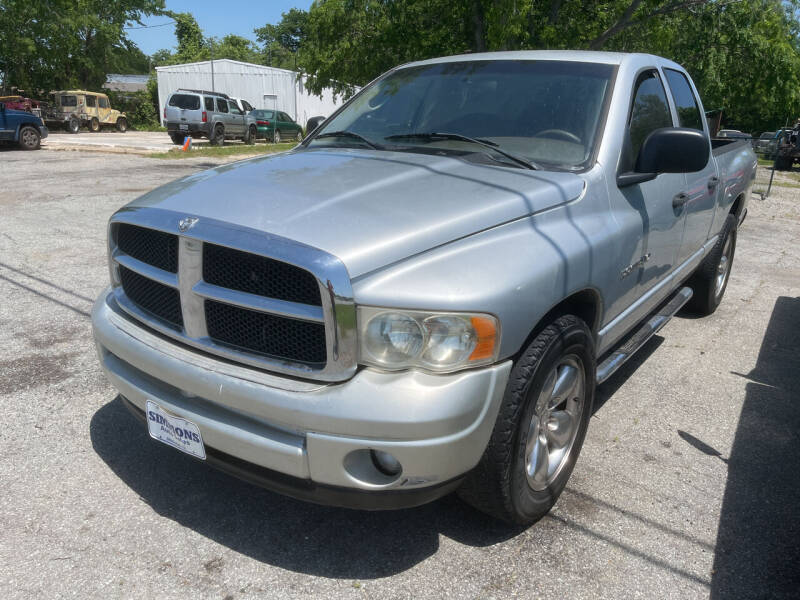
[90,397,525,579]
[707,295,800,598]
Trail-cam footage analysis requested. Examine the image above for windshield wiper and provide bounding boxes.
[384,132,540,170]
[313,130,382,149]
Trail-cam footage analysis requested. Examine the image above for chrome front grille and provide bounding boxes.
[108,210,357,381]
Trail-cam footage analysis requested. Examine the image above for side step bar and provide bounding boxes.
[596,286,693,384]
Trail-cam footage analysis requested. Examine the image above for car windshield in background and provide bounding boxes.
[309,60,615,169]
[60,95,77,107]
[168,94,201,110]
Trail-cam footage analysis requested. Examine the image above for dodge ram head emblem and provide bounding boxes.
[178,217,199,232]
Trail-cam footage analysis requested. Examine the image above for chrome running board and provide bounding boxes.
[596,286,693,384]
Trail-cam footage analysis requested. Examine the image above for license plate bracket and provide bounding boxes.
[145,400,206,460]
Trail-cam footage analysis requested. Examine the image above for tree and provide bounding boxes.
[0,0,164,93]
[255,8,309,69]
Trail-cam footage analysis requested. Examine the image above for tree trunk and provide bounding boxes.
[471,0,487,52]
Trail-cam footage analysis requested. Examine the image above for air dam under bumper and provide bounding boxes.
[92,289,512,509]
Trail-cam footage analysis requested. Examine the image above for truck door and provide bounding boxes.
[97,95,112,123]
[663,68,718,264]
[608,69,688,314]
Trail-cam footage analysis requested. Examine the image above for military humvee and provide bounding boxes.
[42,91,127,133]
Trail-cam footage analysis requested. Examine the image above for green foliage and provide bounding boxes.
[0,0,164,94]
[284,0,800,132]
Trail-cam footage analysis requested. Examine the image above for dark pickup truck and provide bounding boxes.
[0,102,48,150]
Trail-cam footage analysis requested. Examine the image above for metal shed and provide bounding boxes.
[155,59,349,125]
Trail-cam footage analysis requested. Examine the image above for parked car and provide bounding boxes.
[230,97,255,114]
[93,51,756,526]
[0,95,42,117]
[753,131,776,155]
[717,129,750,141]
[41,90,127,133]
[0,101,48,149]
[250,109,303,142]
[163,89,257,146]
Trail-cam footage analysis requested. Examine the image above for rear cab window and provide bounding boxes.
[168,94,201,110]
[663,69,704,132]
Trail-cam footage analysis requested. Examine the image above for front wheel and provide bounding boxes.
[116,118,128,133]
[210,124,224,146]
[686,213,737,315]
[19,126,41,150]
[89,117,100,133]
[458,315,595,525]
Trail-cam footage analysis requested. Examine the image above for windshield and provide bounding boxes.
[309,60,615,169]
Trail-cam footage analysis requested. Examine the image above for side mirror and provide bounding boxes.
[618,127,709,187]
[306,115,326,134]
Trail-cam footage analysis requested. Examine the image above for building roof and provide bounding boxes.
[155,59,297,76]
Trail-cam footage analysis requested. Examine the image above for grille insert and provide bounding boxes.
[203,243,321,306]
[119,266,183,329]
[116,224,178,273]
[205,300,326,365]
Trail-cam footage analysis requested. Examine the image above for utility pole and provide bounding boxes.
[209,40,215,92]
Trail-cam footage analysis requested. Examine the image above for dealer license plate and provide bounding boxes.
[179,123,188,130]
[146,400,206,460]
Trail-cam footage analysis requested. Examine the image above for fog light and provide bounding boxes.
[370,450,402,477]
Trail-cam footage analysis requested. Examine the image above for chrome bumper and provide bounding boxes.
[92,289,511,507]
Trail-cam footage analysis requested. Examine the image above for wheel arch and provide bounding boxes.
[513,288,603,361]
[729,193,745,221]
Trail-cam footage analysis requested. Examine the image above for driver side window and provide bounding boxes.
[623,71,673,172]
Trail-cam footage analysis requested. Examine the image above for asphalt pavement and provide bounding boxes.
[1,147,798,599]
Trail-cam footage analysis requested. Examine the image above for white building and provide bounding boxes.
[155,59,350,126]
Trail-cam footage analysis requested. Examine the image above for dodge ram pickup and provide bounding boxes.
[92,51,756,525]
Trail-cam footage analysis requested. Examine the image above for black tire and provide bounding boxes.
[116,118,128,133]
[89,117,100,133]
[774,155,792,170]
[458,315,596,525]
[18,126,41,150]
[210,124,224,146]
[67,117,80,134]
[169,133,184,145]
[686,213,737,315]
[245,125,256,145]
[273,130,281,144]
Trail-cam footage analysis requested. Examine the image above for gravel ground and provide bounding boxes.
[1,148,798,599]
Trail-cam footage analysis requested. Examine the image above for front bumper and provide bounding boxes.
[92,289,511,509]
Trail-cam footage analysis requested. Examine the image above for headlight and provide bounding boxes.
[358,307,500,372]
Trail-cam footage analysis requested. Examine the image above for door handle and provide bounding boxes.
[708,176,720,189]
[673,192,689,210]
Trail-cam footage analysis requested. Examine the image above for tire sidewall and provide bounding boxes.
[68,118,80,133]
[116,118,127,133]
[19,126,40,150]
[509,320,595,520]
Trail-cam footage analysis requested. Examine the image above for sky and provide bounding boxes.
[125,0,313,56]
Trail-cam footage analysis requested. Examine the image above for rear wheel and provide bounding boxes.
[19,126,41,150]
[67,117,80,134]
[210,124,224,146]
[273,130,281,144]
[245,125,256,145]
[89,117,100,133]
[686,214,737,316]
[116,118,128,133]
[169,133,184,145]
[458,315,595,525]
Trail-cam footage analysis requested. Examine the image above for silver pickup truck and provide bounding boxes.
[92,51,756,525]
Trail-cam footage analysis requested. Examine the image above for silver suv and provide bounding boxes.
[164,89,257,146]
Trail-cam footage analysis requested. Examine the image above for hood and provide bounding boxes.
[128,148,585,278]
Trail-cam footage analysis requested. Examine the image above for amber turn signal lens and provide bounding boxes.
[469,316,497,361]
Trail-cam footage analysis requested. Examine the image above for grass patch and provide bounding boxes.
[147,142,296,159]
[757,157,774,166]
[131,124,167,132]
